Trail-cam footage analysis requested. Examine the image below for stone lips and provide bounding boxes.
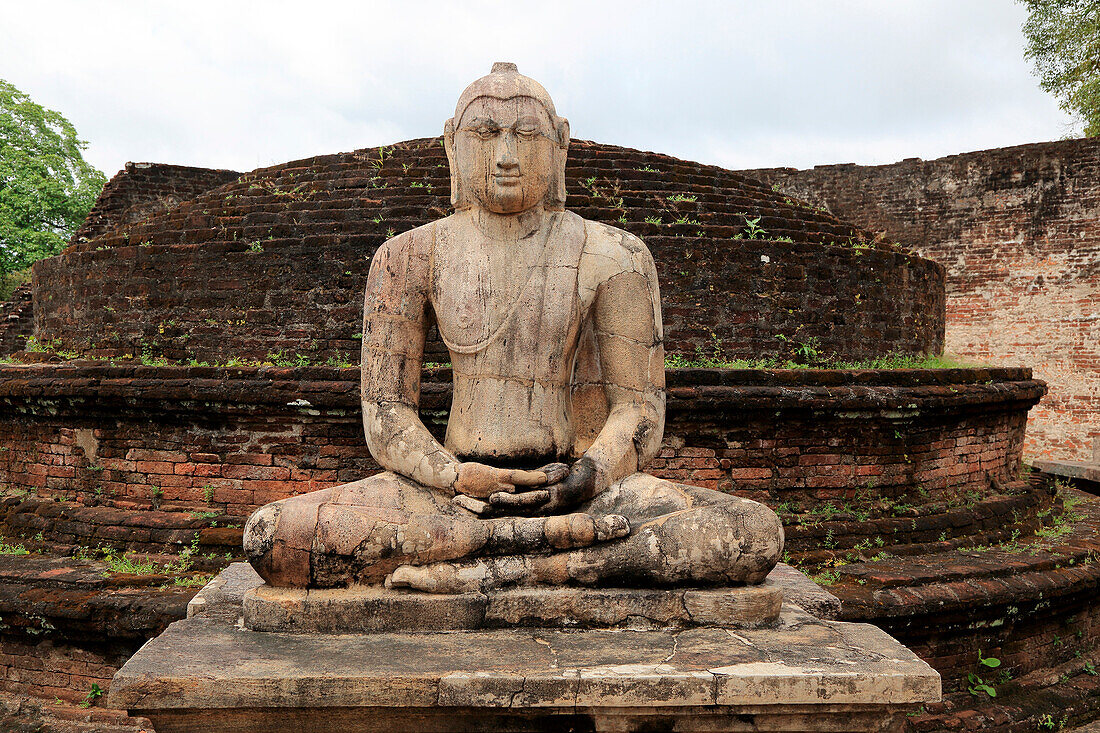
[31,138,945,364]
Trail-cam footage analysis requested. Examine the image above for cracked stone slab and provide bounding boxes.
[113,564,925,729]
[110,601,938,724]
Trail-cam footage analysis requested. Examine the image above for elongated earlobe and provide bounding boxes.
[547,117,571,210]
[443,119,467,210]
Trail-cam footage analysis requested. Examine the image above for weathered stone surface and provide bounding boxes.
[765,561,840,619]
[243,63,784,595]
[110,595,939,731]
[242,567,788,632]
[186,560,264,621]
[1034,459,1100,490]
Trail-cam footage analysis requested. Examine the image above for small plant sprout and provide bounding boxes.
[966,651,1001,698]
[80,683,103,708]
[738,215,766,239]
[0,538,29,555]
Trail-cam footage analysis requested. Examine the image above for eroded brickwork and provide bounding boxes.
[31,234,943,368]
[30,139,943,366]
[0,365,1043,519]
[69,162,241,246]
[0,284,32,356]
[0,639,123,704]
[744,138,1100,462]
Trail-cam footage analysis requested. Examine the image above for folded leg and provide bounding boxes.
[387,473,784,593]
[244,472,629,587]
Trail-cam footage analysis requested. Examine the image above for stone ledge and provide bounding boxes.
[110,563,935,731]
[216,561,835,633]
[1034,460,1100,491]
[0,553,193,643]
[245,581,784,633]
[0,363,1041,415]
[109,605,939,719]
[832,489,1100,616]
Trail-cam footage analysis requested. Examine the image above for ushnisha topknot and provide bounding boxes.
[452,61,561,134]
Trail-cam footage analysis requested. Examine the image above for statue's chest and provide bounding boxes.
[430,221,583,362]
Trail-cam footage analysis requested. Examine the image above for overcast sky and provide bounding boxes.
[2,1,1075,178]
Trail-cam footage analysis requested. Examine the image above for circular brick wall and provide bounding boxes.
[31,138,945,364]
[0,364,1042,524]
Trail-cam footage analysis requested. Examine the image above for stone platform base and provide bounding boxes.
[134,703,926,732]
[111,564,937,732]
[241,562,836,633]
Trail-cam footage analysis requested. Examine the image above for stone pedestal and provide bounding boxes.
[110,564,939,732]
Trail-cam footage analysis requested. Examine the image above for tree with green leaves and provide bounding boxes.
[0,79,105,282]
[1021,0,1100,137]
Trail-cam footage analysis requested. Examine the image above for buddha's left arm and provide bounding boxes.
[583,245,666,494]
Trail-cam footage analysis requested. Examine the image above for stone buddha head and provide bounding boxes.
[444,62,571,214]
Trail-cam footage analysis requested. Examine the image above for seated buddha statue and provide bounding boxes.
[243,63,783,593]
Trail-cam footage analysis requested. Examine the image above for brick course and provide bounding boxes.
[0,284,32,356]
[69,162,241,246]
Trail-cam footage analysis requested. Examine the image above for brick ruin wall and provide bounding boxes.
[0,163,242,358]
[30,235,943,367]
[0,365,1042,521]
[2,363,1088,733]
[26,139,944,366]
[743,137,1100,463]
[0,284,32,355]
[0,141,1095,731]
[69,162,241,246]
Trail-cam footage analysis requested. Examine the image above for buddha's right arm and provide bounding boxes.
[360,231,461,492]
[361,400,460,491]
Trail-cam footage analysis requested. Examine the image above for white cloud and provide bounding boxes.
[0,0,1074,176]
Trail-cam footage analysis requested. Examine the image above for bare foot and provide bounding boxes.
[483,512,630,553]
[387,513,631,593]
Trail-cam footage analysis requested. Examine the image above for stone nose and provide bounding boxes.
[495,132,520,171]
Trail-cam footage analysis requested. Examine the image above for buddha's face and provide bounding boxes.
[453,96,558,215]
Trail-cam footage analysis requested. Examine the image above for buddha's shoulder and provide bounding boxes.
[577,216,656,279]
[372,219,446,260]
